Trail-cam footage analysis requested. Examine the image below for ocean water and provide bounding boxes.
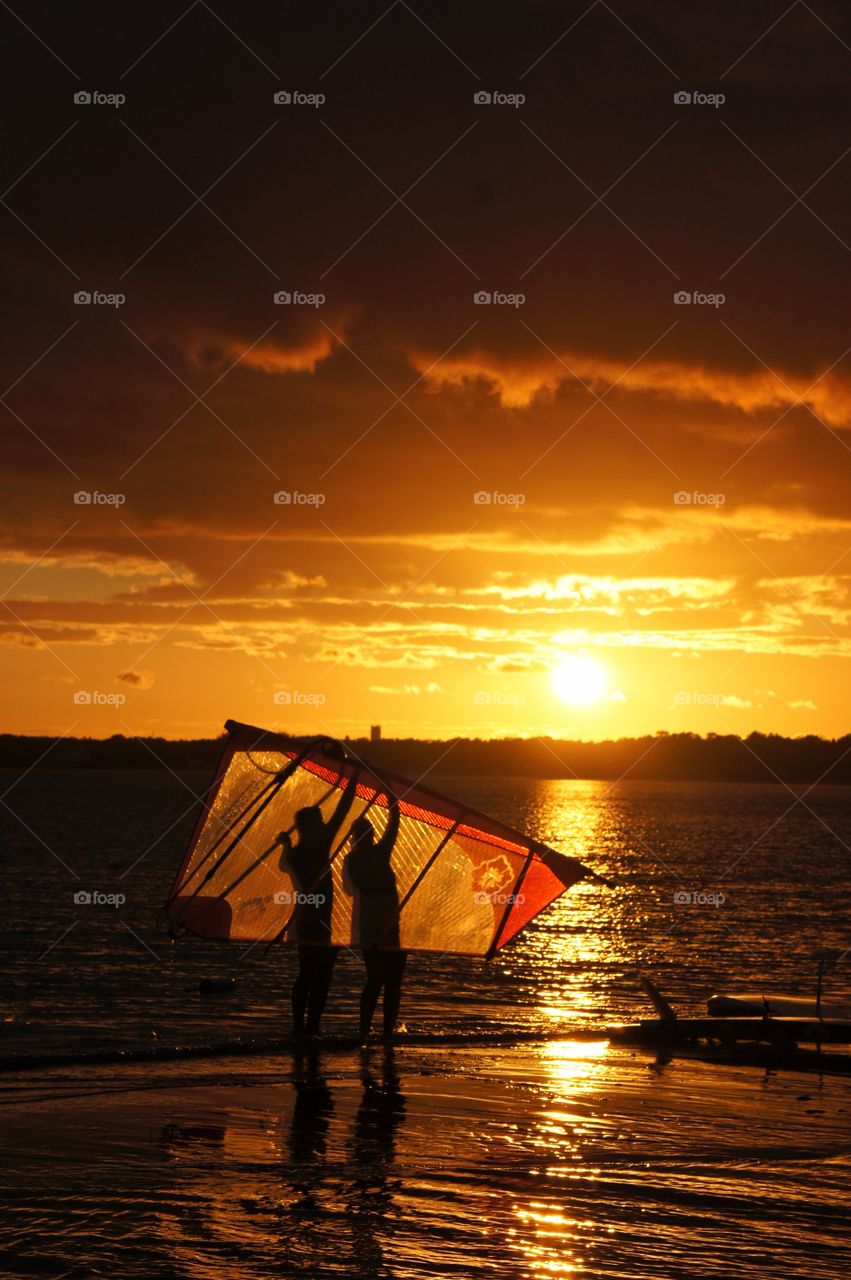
[1,769,850,1278]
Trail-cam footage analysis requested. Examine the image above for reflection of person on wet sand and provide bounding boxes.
[343,790,406,1040]
[278,761,357,1036]
[288,1046,334,1175]
[281,1046,337,1258]
[346,1048,406,1277]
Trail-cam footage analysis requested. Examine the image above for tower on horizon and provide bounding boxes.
[370,724,381,742]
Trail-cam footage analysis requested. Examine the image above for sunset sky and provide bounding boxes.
[3,2,851,740]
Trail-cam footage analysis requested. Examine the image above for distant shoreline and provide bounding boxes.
[1,731,850,784]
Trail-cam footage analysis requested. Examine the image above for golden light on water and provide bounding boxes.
[539,1040,611,1090]
[550,655,608,707]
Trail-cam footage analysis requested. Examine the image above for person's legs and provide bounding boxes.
[305,946,338,1034]
[359,950,384,1038]
[382,951,408,1037]
[291,945,314,1035]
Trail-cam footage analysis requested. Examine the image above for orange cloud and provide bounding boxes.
[406,345,851,424]
[186,324,342,376]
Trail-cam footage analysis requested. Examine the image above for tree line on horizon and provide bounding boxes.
[0,730,850,784]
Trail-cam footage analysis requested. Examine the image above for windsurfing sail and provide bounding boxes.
[165,720,605,957]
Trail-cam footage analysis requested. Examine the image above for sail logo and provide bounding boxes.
[472,855,515,898]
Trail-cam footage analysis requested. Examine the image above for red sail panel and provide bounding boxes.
[491,852,588,952]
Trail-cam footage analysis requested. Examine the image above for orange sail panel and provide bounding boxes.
[165,720,595,956]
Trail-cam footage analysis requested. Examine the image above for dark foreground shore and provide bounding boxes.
[2,1039,850,1280]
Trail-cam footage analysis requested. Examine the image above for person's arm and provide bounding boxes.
[376,788,400,860]
[325,766,359,842]
[277,828,293,873]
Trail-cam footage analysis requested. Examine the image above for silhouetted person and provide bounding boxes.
[279,767,356,1035]
[343,791,406,1040]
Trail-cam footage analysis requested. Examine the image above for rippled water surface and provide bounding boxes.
[1,769,850,1278]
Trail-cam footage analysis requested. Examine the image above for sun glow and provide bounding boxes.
[550,655,608,707]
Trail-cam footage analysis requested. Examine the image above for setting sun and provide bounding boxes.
[550,655,608,707]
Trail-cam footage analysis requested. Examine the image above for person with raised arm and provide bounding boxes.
[279,755,357,1036]
[343,788,406,1041]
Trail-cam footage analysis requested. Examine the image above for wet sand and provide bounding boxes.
[2,1038,850,1279]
